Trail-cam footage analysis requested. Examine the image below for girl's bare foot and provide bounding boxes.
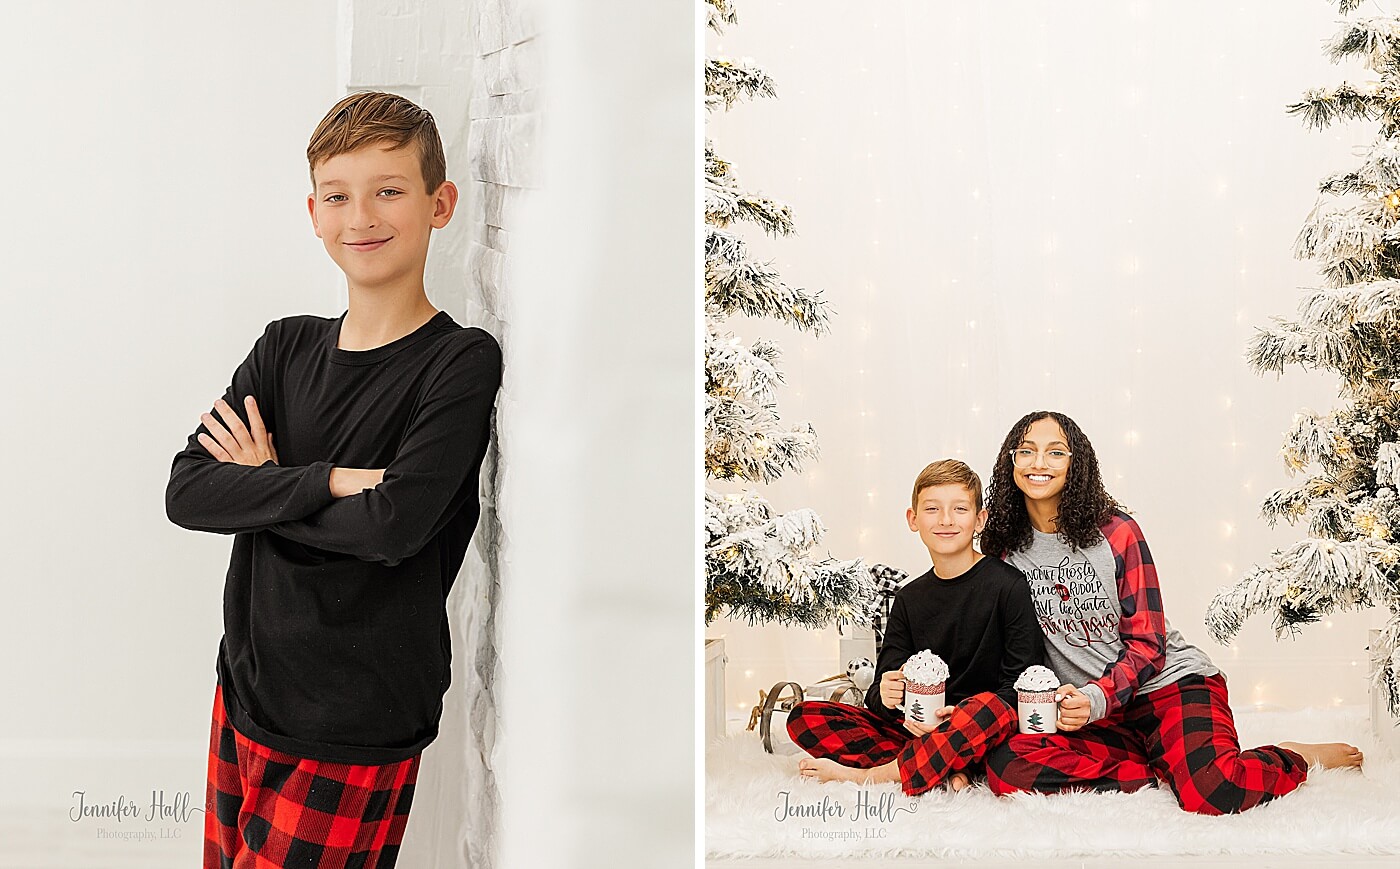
[947,772,971,792]
[1278,741,1364,770]
[797,756,900,785]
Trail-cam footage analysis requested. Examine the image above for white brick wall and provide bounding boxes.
[465,7,540,336]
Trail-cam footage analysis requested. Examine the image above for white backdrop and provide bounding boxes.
[707,0,1391,720]
[0,3,342,862]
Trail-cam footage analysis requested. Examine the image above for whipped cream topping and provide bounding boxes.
[903,650,949,686]
[1015,664,1059,692]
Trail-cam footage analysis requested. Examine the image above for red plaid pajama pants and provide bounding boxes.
[985,673,1308,815]
[785,692,1018,795]
[204,683,420,868]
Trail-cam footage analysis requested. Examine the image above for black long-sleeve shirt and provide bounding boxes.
[166,310,502,764]
[864,555,1045,719]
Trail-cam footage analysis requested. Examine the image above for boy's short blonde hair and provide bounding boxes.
[306,91,447,194]
[911,459,984,511]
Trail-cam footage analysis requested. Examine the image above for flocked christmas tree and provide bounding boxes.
[703,0,871,629]
[1205,0,1400,717]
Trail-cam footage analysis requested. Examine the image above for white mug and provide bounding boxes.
[903,683,945,727]
[1018,691,1059,735]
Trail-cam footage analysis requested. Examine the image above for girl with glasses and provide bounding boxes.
[978,410,1362,815]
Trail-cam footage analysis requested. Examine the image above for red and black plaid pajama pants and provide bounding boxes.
[785,691,1017,795]
[985,673,1308,815]
[204,683,421,868]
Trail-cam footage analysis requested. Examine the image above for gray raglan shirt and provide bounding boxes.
[1003,510,1218,722]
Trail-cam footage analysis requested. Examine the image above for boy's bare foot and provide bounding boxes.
[947,772,971,792]
[1278,741,1364,770]
[797,756,900,785]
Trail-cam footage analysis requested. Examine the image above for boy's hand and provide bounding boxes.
[1055,684,1091,731]
[879,669,906,710]
[903,706,954,736]
[198,396,278,467]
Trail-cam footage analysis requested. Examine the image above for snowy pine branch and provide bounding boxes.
[705,489,872,628]
[706,0,737,33]
[1207,538,1390,644]
[706,57,778,111]
[706,143,795,235]
[1325,18,1400,72]
[705,327,821,483]
[1247,280,1400,384]
[705,228,833,333]
[1319,137,1400,195]
[1289,83,1383,129]
[1293,199,1389,272]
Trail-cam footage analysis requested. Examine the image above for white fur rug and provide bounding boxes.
[706,706,1400,860]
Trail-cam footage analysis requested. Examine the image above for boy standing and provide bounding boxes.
[165,91,502,868]
[787,460,1044,794]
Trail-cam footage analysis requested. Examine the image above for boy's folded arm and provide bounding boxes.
[165,449,337,534]
[264,333,502,566]
[165,319,340,534]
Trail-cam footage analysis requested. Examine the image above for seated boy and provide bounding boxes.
[165,91,502,868]
[786,459,1044,795]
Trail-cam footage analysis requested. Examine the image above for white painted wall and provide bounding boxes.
[485,1,696,867]
[707,0,1392,720]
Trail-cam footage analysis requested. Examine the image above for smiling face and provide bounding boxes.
[1013,415,1071,507]
[906,482,987,558]
[307,142,457,292]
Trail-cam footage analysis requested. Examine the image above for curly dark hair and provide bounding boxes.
[979,410,1123,557]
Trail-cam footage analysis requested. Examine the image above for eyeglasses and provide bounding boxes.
[1010,448,1072,469]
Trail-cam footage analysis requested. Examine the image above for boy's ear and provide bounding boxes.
[974,508,988,534]
[906,507,918,532]
[431,180,460,229]
[307,194,322,238]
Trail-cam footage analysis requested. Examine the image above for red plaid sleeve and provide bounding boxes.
[1089,511,1167,718]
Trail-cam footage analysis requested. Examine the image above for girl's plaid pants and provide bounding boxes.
[985,673,1308,815]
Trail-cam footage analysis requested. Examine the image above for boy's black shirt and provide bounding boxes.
[864,555,1045,719]
[166,310,502,764]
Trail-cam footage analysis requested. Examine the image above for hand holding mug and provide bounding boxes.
[1055,684,1091,731]
[879,669,905,710]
